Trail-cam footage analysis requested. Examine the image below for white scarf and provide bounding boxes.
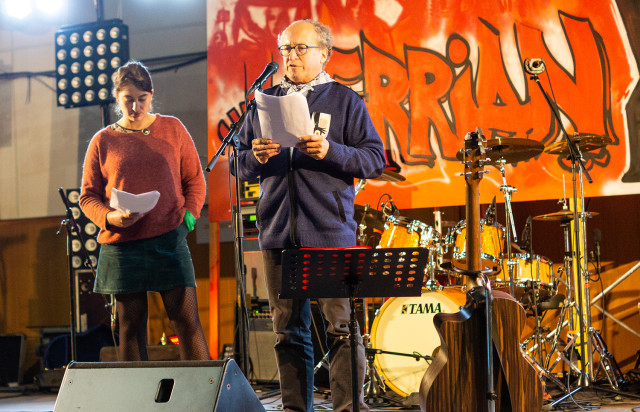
[279,71,334,96]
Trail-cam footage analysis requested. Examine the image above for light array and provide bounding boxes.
[55,19,129,108]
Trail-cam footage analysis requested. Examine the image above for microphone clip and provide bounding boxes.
[524,58,546,75]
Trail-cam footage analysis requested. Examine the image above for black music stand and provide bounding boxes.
[281,247,428,412]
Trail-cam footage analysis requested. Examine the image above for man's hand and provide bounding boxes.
[106,210,145,228]
[252,138,281,164]
[296,134,329,160]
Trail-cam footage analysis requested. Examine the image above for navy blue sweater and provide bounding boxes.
[237,82,386,250]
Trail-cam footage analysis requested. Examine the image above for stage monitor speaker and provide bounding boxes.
[53,359,265,412]
[248,317,278,382]
[0,334,25,387]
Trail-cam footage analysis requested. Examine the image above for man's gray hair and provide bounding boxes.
[278,19,334,65]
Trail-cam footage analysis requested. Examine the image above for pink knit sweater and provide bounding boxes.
[80,114,206,244]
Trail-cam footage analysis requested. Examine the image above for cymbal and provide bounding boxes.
[374,168,406,182]
[354,204,386,230]
[532,210,599,222]
[543,134,612,155]
[455,137,544,164]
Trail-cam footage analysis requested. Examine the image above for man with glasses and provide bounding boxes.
[236,19,385,412]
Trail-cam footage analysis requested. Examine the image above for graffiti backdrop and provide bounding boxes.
[207,0,639,221]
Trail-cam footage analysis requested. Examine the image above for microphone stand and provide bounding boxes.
[528,68,594,390]
[205,100,255,377]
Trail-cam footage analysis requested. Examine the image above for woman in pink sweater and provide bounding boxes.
[80,61,209,361]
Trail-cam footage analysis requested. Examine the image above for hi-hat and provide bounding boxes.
[543,134,612,155]
[456,137,544,164]
[374,168,406,182]
[533,210,599,222]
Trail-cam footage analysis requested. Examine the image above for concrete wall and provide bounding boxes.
[0,0,208,220]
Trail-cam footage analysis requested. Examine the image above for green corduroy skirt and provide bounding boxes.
[94,222,196,294]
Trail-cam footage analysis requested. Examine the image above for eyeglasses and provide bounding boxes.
[278,44,322,57]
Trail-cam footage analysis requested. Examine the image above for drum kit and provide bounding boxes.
[354,133,617,403]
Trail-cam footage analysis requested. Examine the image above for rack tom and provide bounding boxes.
[378,216,439,249]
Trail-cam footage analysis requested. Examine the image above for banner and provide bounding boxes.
[207,0,639,221]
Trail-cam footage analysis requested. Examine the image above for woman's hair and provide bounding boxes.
[112,61,153,96]
[278,19,334,65]
[111,61,153,114]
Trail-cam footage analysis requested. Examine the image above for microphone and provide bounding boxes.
[246,61,279,97]
[523,58,546,75]
[484,196,496,224]
[386,198,400,217]
[593,228,602,273]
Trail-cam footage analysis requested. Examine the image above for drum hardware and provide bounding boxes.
[534,209,598,389]
[534,90,599,396]
[366,347,433,362]
[354,203,386,246]
[363,337,387,403]
[590,329,626,390]
[522,350,568,394]
[354,204,386,231]
[494,157,519,297]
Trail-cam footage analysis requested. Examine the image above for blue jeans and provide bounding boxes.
[262,249,368,412]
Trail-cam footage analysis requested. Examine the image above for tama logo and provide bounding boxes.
[401,302,442,314]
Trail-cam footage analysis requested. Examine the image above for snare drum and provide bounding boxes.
[495,254,555,301]
[378,216,439,248]
[370,288,466,397]
[451,220,505,272]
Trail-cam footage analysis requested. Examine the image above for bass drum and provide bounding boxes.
[370,288,467,397]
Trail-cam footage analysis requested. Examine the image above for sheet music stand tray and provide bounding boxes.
[281,247,428,412]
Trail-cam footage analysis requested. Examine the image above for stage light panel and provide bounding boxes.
[55,19,129,108]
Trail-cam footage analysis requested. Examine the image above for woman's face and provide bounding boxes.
[116,84,153,124]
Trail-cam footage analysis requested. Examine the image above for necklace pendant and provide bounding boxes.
[142,129,150,135]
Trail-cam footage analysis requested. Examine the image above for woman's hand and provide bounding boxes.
[252,138,281,164]
[296,134,329,160]
[106,210,145,228]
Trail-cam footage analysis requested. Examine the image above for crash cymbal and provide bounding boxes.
[354,204,386,230]
[455,137,544,164]
[532,210,599,222]
[543,134,612,155]
[374,168,406,182]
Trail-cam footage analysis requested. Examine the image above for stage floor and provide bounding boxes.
[2,384,640,411]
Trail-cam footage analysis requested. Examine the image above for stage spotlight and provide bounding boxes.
[55,19,129,108]
[4,0,32,19]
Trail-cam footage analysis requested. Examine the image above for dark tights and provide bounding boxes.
[115,287,210,361]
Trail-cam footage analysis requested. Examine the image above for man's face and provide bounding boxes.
[280,22,328,84]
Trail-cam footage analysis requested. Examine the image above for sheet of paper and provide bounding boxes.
[255,91,314,147]
[110,188,160,214]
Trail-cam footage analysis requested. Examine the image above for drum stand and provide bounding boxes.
[494,159,518,297]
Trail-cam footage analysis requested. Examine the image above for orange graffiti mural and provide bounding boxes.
[207,0,638,221]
